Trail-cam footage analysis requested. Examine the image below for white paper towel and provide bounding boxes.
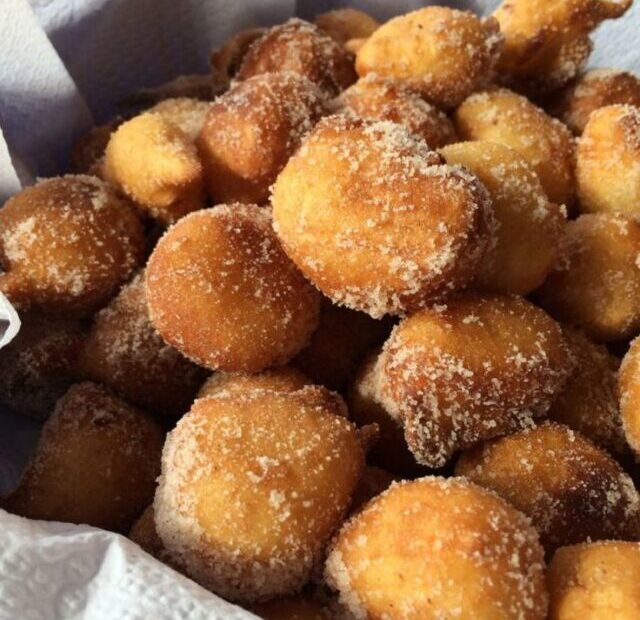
[0,1,639,618]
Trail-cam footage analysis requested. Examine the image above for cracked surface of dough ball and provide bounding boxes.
[237,19,356,96]
[455,89,576,207]
[493,0,631,96]
[197,72,327,205]
[4,382,163,532]
[154,386,363,603]
[355,7,503,109]
[576,104,640,217]
[550,68,640,134]
[456,423,640,553]
[441,141,566,295]
[104,112,204,224]
[198,366,311,399]
[0,314,84,419]
[272,116,493,318]
[293,299,391,392]
[549,327,628,458]
[325,476,548,620]
[147,97,210,142]
[537,213,640,341]
[378,294,571,468]
[334,74,457,148]
[617,335,640,459]
[0,175,144,318]
[548,541,640,620]
[76,273,207,418]
[146,204,321,373]
[314,8,379,46]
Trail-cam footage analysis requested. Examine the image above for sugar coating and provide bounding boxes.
[272,115,494,318]
[148,97,211,141]
[145,204,321,373]
[334,73,457,149]
[0,175,144,318]
[198,366,311,399]
[76,272,207,417]
[325,476,548,620]
[197,71,328,204]
[456,423,640,553]
[618,335,640,459]
[378,294,572,467]
[237,18,356,96]
[154,386,364,603]
[356,7,503,109]
[314,8,379,45]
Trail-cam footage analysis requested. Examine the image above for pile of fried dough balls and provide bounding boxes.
[5,2,640,618]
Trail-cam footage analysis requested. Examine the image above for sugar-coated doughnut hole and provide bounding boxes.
[348,353,421,477]
[129,504,167,561]
[325,476,548,620]
[334,74,457,148]
[104,112,204,224]
[197,72,327,205]
[576,104,640,218]
[0,314,84,419]
[314,8,379,46]
[0,175,144,318]
[378,294,571,467]
[198,366,311,399]
[618,336,640,460]
[252,595,330,620]
[550,68,640,134]
[455,88,576,207]
[456,423,640,554]
[146,204,320,373]
[537,213,640,342]
[237,19,356,96]
[493,0,632,96]
[441,141,566,295]
[271,116,494,318]
[75,272,207,418]
[147,97,210,142]
[548,327,628,459]
[356,7,503,110]
[69,117,122,175]
[154,386,364,603]
[548,541,640,620]
[4,382,163,532]
[210,28,266,86]
[293,299,392,392]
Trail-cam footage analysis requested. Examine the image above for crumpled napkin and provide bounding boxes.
[0,0,639,618]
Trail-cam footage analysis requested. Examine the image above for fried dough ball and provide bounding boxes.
[75,273,207,418]
[253,595,329,620]
[293,299,391,392]
[378,294,571,468]
[197,366,311,399]
[441,141,566,295]
[196,72,327,205]
[104,112,204,224]
[70,117,123,174]
[536,213,640,341]
[237,19,356,96]
[325,477,548,620]
[548,541,640,619]
[334,74,457,148]
[129,504,166,560]
[550,69,640,134]
[549,327,628,458]
[210,28,266,85]
[617,336,640,459]
[147,97,210,142]
[493,0,632,96]
[272,116,493,318]
[0,314,84,419]
[456,423,640,553]
[355,7,503,110]
[146,204,321,373]
[344,38,367,54]
[0,176,144,318]
[314,8,379,46]
[455,88,577,207]
[348,353,420,477]
[4,382,163,532]
[154,386,364,603]
[576,104,640,217]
